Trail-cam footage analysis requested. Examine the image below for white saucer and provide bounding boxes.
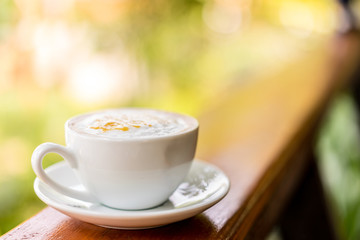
[34,159,230,229]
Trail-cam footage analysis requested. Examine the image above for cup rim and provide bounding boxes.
[65,108,199,142]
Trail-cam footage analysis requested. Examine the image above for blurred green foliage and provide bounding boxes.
[1,0,359,238]
[0,92,79,234]
[317,93,360,240]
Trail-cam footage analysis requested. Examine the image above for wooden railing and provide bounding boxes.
[2,31,360,239]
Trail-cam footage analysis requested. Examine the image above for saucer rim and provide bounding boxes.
[34,159,230,220]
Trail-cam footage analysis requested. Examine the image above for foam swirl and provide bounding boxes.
[69,109,193,139]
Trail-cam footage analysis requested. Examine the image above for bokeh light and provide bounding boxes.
[2,0,359,238]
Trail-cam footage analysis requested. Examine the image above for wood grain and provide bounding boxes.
[2,32,360,239]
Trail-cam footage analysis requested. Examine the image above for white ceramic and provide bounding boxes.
[34,159,230,229]
[31,109,198,210]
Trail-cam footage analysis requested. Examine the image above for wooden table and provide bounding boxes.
[2,31,360,240]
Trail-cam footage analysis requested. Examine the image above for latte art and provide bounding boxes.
[89,118,153,132]
[69,109,193,139]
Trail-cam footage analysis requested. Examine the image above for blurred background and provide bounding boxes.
[0,0,359,239]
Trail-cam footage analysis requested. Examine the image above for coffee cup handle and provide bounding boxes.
[31,142,96,202]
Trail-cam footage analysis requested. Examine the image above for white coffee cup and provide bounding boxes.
[31,108,198,210]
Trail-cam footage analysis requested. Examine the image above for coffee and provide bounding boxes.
[32,108,199,210]
[68,109,194,139]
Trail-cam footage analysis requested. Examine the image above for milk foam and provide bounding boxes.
[69,109,192,139]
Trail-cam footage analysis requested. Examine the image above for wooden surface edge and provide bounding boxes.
[2,32,360,240]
